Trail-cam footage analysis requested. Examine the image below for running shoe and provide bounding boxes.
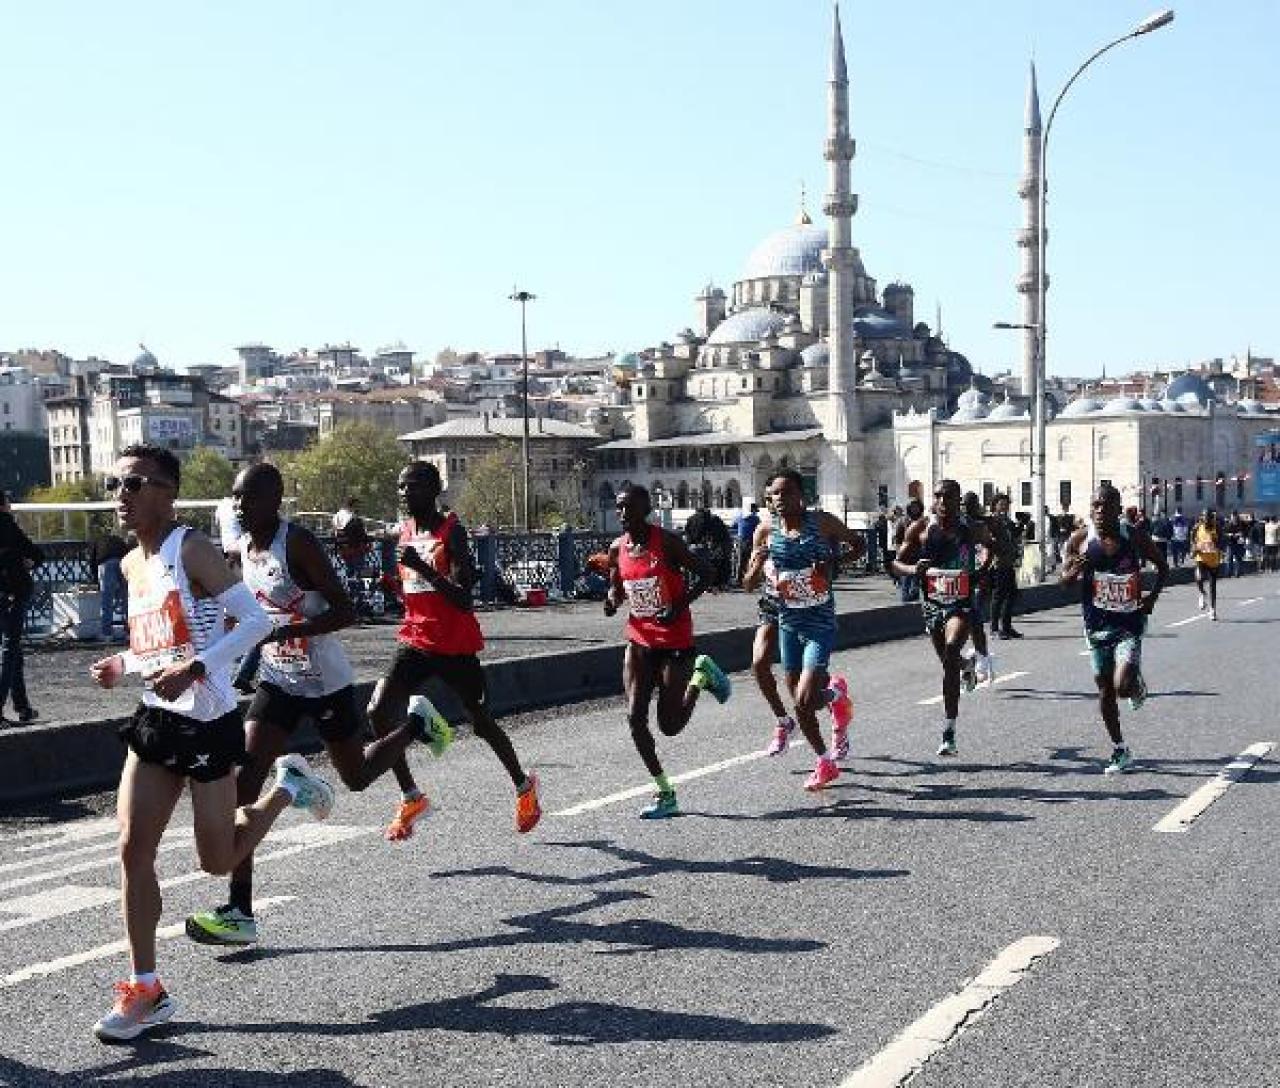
[93,980,177,1043]
[515,773,542,834]
[937,728,958,757]
[272,754,335,821]
[828,675,854,761]
[185,904,258,947]
[408,693,454,758]
[692,654,732,704]
[1104,746,1134,775]
[974,654,995,686]
[767,716,796,757]
[385,794,430,841]
[804,756,840,792]
[1127,673,1148,712]
[640,790,679,819]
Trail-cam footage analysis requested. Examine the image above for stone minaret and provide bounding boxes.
[1017,61,1043,397]
[822,3,864,511]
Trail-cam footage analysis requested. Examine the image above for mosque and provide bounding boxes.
[592,7,975,521]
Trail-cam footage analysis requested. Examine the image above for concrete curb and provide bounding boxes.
[0,568,1201,805]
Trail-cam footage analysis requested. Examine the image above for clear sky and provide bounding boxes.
[1,1,1274,380]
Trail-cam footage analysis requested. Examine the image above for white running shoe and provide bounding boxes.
[93,980,177,1042]
[273,753,335,821]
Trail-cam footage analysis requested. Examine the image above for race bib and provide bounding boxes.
[774,565,831,609]
[401,535,442,594]
[1092,571,1140,613]
[129,590,195,675]
[262,613,316,676]
[925,568,970,606]
[624,575,667,618]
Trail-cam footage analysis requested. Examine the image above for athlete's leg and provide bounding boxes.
[1094,665,1123,745]
[326,724,420,791]
[654,651,699,737]
[222,715,291,913]
[1206,566,1219,613]
[624,643,662,777]
[367,657,425,796]
[752,623,787,719]
[117,753,184,975]
[189,771,293,878]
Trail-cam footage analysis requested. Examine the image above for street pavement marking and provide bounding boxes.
[1167,613,1209,628]
[0,837,140,877]
[1152,742,1274,834]
[916,671,1028,707]
[9,817,117,850]
[838,935,1060,1088]
[1238,597,1262,606]
[0,836,193,895]
[0,896,296,987]
[552,750,769,817]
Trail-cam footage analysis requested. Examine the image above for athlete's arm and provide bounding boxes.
[817,511,867,568]
[891,519,928,580]
[273,524,357,641]
[662,529,711,621]
[740,518,772,592]
[1137,528,1169,614]
[602,540,624,617]
[1059,527,1091,585]
[431,520,479,611]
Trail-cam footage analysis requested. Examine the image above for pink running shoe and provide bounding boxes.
[828,675,853,759]
[767,717,796,756]
[804,756,840,792]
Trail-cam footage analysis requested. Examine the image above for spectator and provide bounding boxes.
[0,490,43,725]
[885,505,904,583]
[1264,515,1280,573]
[872,509,889,574]
[332,495,360,535]
[214,492,243,563]
[685,505,732,588]
[1149,509,1172,565]
[894,499,925,602]
[732,503,762,583]
[988,493,1024,639]
[1224,510,1246,578]
[1170,507,1190,566]
[96,529,131,641]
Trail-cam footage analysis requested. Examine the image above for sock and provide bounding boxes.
[1114,741,1128,752]
[517,774,536,795]
[401,788,423,803]
[944,718,957,735]
[777,714,795,730]
[654,773,673,795]
[130,971,158,988]
[229,880,253,916]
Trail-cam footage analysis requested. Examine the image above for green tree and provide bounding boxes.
[180,446,236,500]
[282,422,407,524]
[22,477,104,540]
[456,442,521,530]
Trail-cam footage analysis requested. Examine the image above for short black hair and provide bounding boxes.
[244,461,284,495]
[770,469,806,495]
[406,460,441,486]
[120,444,181,490]
[617,483,650,507]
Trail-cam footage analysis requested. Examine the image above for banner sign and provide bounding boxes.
[1255,432,1280,502]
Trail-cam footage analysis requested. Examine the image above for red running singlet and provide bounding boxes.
[396,515,484,656]
[615,523,694,650]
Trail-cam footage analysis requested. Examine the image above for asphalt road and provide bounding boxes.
[1,575,1277,1087]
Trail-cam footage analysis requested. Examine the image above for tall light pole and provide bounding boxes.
[1004,8,1174,578]
[509,288,536,532]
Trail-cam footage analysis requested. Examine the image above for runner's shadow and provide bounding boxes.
[219,888,826,964]
[168,972,836,1047]
[708,794,1033,824]
[858,751,1244,781]
[431,838,908,888]
[0,1053,356,1087]
[863,780,1177,805]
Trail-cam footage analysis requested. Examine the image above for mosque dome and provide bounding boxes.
[616,352,641,370]
[951,386,991,421]
[1061,396,1104,418]
[741,222,829,280]
[988,400,1029,420]
[1164,372,1215,405]
[705,308,789,346]
[132,346,158,371]
[1100,396,1146,414]
[800,342,829,369]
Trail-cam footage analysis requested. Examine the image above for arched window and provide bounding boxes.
[1058,436,1073,462]
[713,487,724,508]
[725,479,741,508]
[1097,435,1110,461]
[1019,438,1030,459]
[676,481,690,508]
[676,449,688,469]
[980,439,994,460]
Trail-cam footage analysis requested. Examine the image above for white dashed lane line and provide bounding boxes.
[1152,742,1274,833]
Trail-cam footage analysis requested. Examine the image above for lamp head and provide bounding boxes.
[1134,9,1174,35]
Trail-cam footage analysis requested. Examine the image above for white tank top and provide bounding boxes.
[126,525,236,720]
[239,519,354,698]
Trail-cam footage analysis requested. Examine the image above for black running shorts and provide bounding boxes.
[119,704,246,783]
[384,644,488,707]
[247,682,364,743]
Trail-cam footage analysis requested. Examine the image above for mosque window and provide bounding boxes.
[1174,476,1184,502]
[1059,480,1072,509]
[1021,481,1032,507]
[1057,437,1073,462]
[1097,436,1110,461]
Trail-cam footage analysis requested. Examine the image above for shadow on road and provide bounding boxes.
[0,1051,358,1088]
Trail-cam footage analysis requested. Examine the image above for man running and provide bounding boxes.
[604,484,731,819]
[185,463,446,947]
[1192,509,1223,620]
[742,470,859,790]
[1061,484,1167,774]
[88,445,333,1042]
[368,460,541,839]
[892,479,995,757]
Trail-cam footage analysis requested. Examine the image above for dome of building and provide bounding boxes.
[1061,396,1104,418]
[988,400,1028,420]
[1100,396,1145,414]
[951,386,991,421]
[705,308,789,346]
[741,222,829,281]
[616,352,641,370]
[1164,372,1215,405]
[132,346,158,371]
[800,342,829,369]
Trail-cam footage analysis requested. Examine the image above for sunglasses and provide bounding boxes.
[104,474,174,494]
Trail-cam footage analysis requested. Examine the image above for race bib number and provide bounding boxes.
[925,568,970,606]
[624,576,667,618]
[401,535,442,594]
[774,566,831,609]
[262,614,315,676]
[129,590,195,675]
[1092,571,1140,613]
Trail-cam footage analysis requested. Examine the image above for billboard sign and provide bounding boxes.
[1255,431,1280,503]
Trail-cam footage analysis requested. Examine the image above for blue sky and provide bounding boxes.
[1,1,1274,379]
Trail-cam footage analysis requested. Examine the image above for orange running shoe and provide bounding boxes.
[515,773,541,834]
[384,794,430,842]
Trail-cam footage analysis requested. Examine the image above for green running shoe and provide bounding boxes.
[937,728,958,757]
[693,654,732,704]
[408,694,454,757]
[640,791,679,820]
[185,904,258,947]
[1104,746,1134,775]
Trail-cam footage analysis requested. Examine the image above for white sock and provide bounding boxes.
[130,971,158,987]
[401,788,422,802]
[944,718,957,733]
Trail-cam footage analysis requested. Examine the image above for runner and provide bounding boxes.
[1061,484,1167,774]
[1191,509,1222,620]
[892,479,995,757]
[603,484,731,818]
[367,460,541,839]
[88,444,333,1042]
[962,492,997,682]
[742,470,860,789]
[185,463,447,948]
[749,494,796,754]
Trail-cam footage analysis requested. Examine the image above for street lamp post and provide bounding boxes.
[998,7,1174,578]
[509,288,536,532]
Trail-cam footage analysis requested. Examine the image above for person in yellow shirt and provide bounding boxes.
[1191,510,1222,619]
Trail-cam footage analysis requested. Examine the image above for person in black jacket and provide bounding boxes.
[0,491,44,725]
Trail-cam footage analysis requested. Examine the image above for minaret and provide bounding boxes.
[822,3,864,510]
[1017,61,1043,397]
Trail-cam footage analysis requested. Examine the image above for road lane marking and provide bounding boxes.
[552,750,768,817]
[0,836,192,895]
[1238,597,1261,606]
[1152,742,1274,833]
[1,896,296,986]
[1166,613,1208,628]
[838,935,1060,1087]
[916,671,1028,707]
[6,817,117,849]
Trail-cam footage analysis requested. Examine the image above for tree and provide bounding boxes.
[456,442,521,530]
[180,446,236,501]
[281,422,407,524]
[22,477,104,540]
